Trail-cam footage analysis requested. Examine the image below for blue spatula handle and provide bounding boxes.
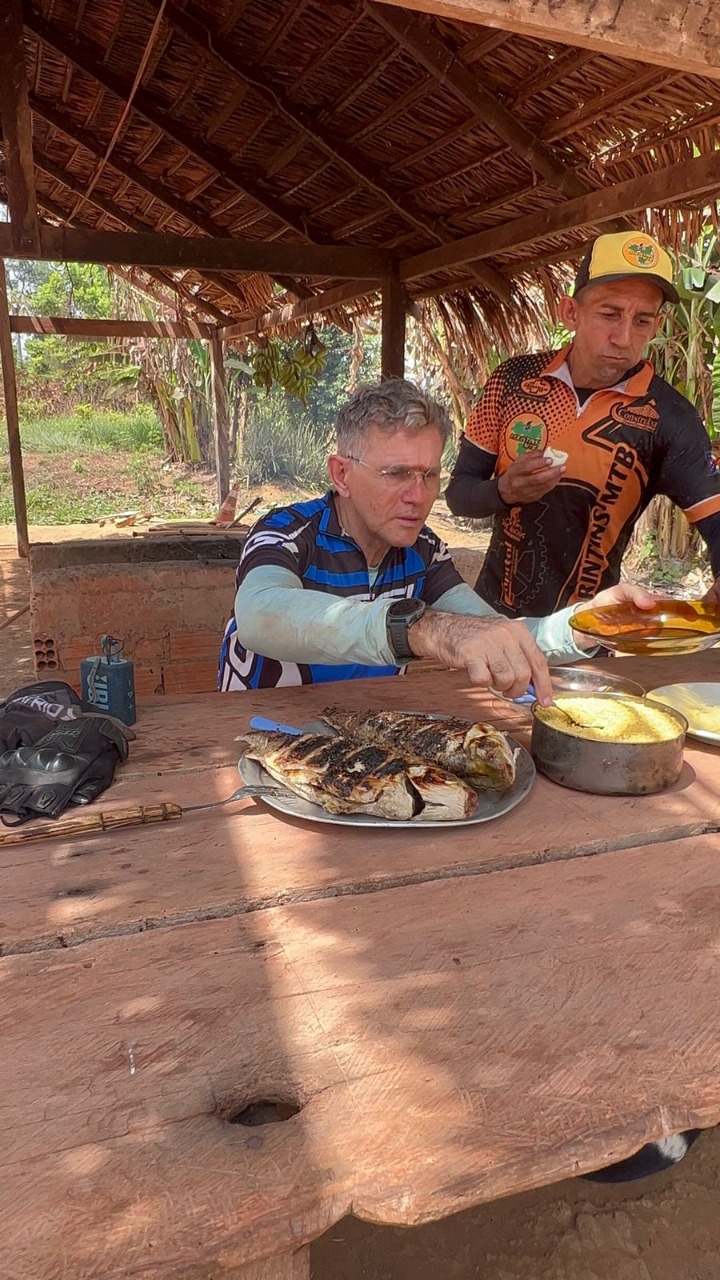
[513,683,536,706]
[249,715,302,735]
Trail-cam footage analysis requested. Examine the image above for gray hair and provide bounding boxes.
[335,379,452,455]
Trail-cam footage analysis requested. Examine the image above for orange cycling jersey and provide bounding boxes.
[460,346,720,616]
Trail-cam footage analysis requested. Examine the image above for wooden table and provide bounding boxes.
[3,653,720,1280]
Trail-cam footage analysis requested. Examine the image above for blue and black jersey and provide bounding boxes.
[218,492,463,691]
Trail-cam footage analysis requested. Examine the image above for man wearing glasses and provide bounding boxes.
[219,379,653,698]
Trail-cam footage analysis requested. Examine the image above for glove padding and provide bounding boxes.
[0,716,131,824]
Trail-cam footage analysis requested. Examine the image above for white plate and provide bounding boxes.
[237,717,535,828]
[646,683,720,746]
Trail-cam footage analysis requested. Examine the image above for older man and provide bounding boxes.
[446,230,720,616]
[219,379,652,700]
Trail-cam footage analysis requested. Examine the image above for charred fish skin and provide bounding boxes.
[241,730,418,819]
[241,729,477,821]
[321,707,516,790]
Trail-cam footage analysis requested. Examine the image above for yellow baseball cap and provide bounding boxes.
[574,231,678,303]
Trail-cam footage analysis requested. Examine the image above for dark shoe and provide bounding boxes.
[581,1129,702,1184]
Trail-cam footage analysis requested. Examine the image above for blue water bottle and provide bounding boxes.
[80,634,137,726]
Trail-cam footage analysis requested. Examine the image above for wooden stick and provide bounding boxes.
[0,802,183,846]
[0,602,30,631]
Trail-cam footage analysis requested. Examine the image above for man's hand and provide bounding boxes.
[408,610,553,705]
[571,581,660,649]
[702,577,720,606]
[497,452,565,506]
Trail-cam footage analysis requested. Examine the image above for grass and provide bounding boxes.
[7,405,163,453]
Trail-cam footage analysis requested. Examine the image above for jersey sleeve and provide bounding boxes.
[655,399,720,524]
[235,510,308,587]
[420,534,466,605]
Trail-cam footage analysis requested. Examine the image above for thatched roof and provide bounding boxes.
[6,0,720,350]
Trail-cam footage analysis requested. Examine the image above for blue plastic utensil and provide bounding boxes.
[249,715,302,735]
[513,683,536,705]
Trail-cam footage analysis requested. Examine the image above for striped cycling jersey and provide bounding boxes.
[218,492,463,690]
[460,346,720,616]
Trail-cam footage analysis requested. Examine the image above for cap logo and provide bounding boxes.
[621,239,660,270]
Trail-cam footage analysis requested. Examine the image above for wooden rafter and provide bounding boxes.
[33,145,257,315]
[30,98,312,301]
[24,10,329,246]
[367,4,590,200]
[370,0,720,80]
[400,147,720,281]
[23,190,235,324]
[219,282,378,340]
[112,263,233,324]
[0,0,39,252]
[0,223,392,278]
[9,315,214,338]
[157,3,511,304]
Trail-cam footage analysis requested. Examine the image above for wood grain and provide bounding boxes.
[4,834,720,1278]
[2,656,719,954]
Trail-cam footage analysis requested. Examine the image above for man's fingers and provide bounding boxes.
[521,635,553,706]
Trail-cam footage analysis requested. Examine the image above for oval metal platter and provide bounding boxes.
[237,714,535,829]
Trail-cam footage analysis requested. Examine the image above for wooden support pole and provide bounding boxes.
[0,261,30,558]
[0,0,40,253]
[210,334,231,505]
[381,274,407,379]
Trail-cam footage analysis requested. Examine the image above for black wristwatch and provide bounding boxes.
[386,598,426,663]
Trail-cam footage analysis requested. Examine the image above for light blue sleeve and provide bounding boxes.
[235,564,395,666]
[434,583,598,665]
[235,566,596,668]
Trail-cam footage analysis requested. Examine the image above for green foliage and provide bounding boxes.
[242,399,330,490]
[8,406,162,453]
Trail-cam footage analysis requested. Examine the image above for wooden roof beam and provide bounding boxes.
[370,0,720,80]
[0,223,392,278]
[23,189,236,324]
[112,264,233,325]
[367,4,590,200]
[24,10,329,246]
[163,9,446,249]
[0,0,39,252]
[157,5,512,305]
[33,147,258,315]
[9,315,215,338]
[31,97,312,304]
[400,146,720,281]
[219,281,379,340]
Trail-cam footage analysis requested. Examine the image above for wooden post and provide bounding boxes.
[381,274,407,379]
[0,0,40,254]
[0,260,29,558]
[210,333,230,504]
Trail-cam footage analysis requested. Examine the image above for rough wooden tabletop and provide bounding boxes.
[2,654,720,1279]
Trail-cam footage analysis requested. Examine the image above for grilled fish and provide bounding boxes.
[242,730,477,821]
[321,708,516,790]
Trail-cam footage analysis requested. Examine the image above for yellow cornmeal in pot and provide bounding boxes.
[535,695,682,743]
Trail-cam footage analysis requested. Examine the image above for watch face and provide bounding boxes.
[390,599,423,619]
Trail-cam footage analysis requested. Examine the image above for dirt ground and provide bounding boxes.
[1,513,718,1279]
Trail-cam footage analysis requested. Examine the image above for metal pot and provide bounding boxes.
[530,693,688,795]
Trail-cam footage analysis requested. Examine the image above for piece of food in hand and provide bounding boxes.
[543,447,568,467]
[241,730,477,821]
[535,695,681,743]
[321,708,516,789]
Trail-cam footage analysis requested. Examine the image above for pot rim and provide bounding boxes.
[530,691,688,742]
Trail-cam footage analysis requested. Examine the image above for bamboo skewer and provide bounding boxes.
[0,785,283,846]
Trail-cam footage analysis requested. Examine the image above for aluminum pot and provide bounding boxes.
[530,693,688,795]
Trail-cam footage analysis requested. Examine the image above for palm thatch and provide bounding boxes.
[4,0,720,355]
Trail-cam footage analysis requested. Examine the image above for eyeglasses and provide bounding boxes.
[345,455,442,491]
